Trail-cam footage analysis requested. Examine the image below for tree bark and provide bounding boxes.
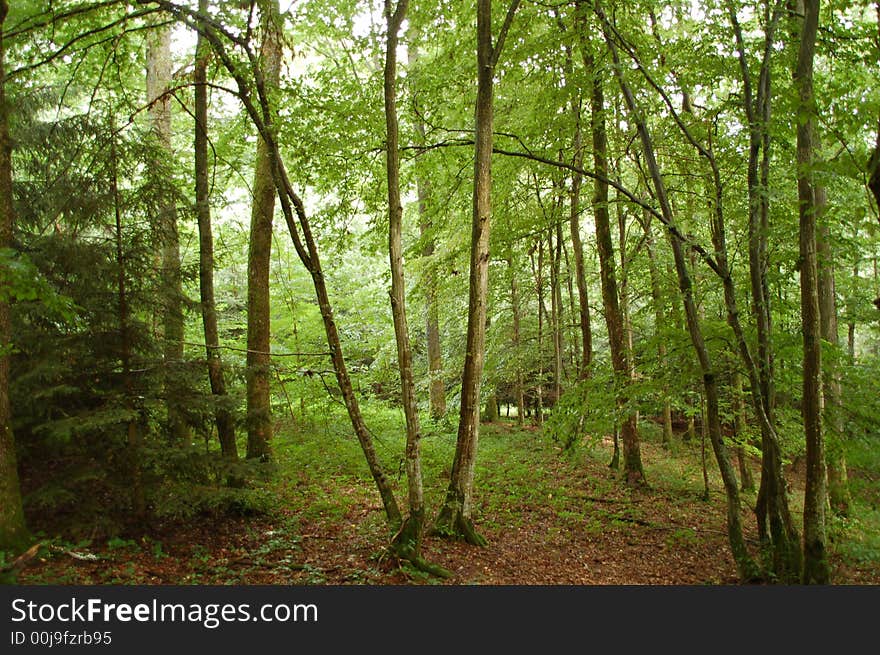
[195,0,237,462]
[794,0,830,584]
[434,0,520,545]
[245,0,282,461]
[147,16,187,444]
[0,0,29,551]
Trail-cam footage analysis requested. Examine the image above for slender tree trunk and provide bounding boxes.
[582,36,645,486]
[549,220,564,403]
[641,212,673,446]
[408,43,446,420]
[816,189,850,515]
[729,0,786,543]
[509,256,525,426]
[421,212,446,420]
[0,0,29,551]
[733,372,756,492]
[530,241,546,427]
[147,17,187,444]
[568,102,592,378]
[383,0,446,575]
[794,0,830,584]
[434,0,520,545]
[562,242,579,374]
[195,0,237,462]
[245,0,282,461]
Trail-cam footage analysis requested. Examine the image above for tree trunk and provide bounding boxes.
[408,42,446,420]
[733,373,755,492]
[549,219,565,403]
[529,241,546,427]
[794,0,830,584]
[434,0,520,545]
[383,0,446,576]
[509,256,525,426]
[245,0,282,461]
[568,102,592,378]
[641,212,673,446]
[147,17,187,444]
[582,37,645,486]
[816,187,850,516]
[0,0,29,551]
[729,0,786,544]
[195,0,237,462]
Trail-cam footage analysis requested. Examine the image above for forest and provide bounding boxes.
[1,0,879,587]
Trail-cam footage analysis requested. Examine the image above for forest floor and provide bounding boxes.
[15,419,880,586]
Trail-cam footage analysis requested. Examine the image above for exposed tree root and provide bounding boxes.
[386,514,452,579]
[430,508,488,547]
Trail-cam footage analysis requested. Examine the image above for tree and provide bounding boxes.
[434,0,520,544]
[382,0,447,575]
[794,0,829,584]
[408,40,447,420]
[579,7,645,486]
[147,13,187,444]
[0,0,29,552]
[194,0,237,463]
[245,0,282,461]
